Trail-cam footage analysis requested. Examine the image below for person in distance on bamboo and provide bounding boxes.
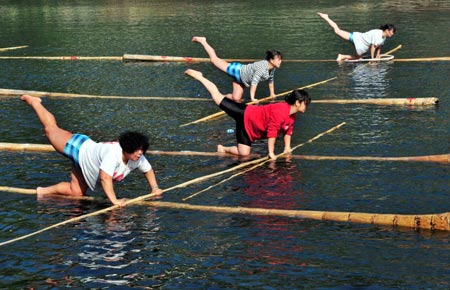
[317,12,396,62]
[20,95,163,206]
[192,36,282,103]
[185,69,311,160]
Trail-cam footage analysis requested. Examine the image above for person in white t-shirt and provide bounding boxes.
[20,95,163,206]
[317,13,396,61]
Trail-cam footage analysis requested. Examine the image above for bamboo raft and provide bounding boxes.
[0,142,448,164]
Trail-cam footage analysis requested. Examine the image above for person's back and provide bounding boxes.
[244,102,295,142]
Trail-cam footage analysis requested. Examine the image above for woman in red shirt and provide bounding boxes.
[185,69,311,160]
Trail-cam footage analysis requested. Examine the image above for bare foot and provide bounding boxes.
[217,144,225,153]
[184,69,203,79]
[21,94,42,105]
[192,36,206,44]
[317,12,329,20]
[336,54,344,62]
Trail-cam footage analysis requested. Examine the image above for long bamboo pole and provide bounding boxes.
[2,189,449,231]
[0,88,207,101]
[179,76,338,127]
[1,142,448,164]
[183,122,346,200]
[313,97,439,105]
[140,201,450,231]
[0,123,345,246]
[0,56,122,60]
[0,45,28,52]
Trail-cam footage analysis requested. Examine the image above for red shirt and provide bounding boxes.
[244,102,296,142]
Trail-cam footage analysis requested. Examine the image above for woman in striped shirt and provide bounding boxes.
[185,69,310,160]
[192,36,282,103]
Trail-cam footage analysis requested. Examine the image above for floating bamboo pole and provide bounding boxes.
[0,45,28,52]
[2,187,449,232]
[0,186,94,201]
[1,142,448,164]
[0,56,122,60]
[0,123,345,246]
[141,201,450,231]
[0,88,207,101]
[179,76,338,127]
[0,88,439,106]
[313,97,439,106]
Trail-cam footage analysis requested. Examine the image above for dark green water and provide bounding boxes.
[1,0,449,289]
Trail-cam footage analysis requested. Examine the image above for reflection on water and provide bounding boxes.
[350,63,392,99]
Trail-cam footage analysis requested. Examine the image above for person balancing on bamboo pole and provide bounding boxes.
[192,36,282,103]
[185,69,311,160]
[20,95,163,206]
[317,13,396,62]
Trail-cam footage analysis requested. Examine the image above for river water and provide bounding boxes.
[0,0,449,289]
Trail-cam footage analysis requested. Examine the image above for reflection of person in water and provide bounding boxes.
[239,162,308,267]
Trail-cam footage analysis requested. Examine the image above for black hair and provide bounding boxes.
[380,24,396,33]
[119,131,150,154]
[265,49,283,61]
[285,89,311,106]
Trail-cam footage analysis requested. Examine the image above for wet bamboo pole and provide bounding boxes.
[179,76,338,127]
[0,45,28,52]
[1,142,448,164]
[313,97,439,105]
[141,201,450,231]
[0,88,207,101]
[0,56,122,60]
[1,186,448,232]
[0,123,345,246]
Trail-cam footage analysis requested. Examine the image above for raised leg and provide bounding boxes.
[185,69,225,106]
[192,36,230,73]
[317,13,351,41]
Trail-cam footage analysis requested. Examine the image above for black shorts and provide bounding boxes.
[219,98,252,147]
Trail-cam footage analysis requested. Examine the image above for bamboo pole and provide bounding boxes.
[0,88,207,101]
[1,142,448,164]
[313,97,439,106]
[179,76,338,127]
[0,56,122,60]
[140,201,450,231]
[394,57,450,62]
[183,122,346,200]
[0,123,345,246]
[2,188,449,232]
[0,186,95,201]
[0,45,28,52]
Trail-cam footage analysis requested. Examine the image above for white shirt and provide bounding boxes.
[353,29,386,56]
[78,140,152,191]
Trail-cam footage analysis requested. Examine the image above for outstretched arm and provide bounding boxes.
[283,134,292,154]
[249,84,258,102]
[267,137,277,160]
[145,169,163,196]
[100,170,126,206]
[268,82,276,99]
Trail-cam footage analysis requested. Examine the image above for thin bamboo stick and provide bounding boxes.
[140,201,450,231]
[0,88,207,101]
[290,154,450,164]
[179,76,338,127]
[0,123,345,246]
[183,122,346,200]
[0,45,28,52]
